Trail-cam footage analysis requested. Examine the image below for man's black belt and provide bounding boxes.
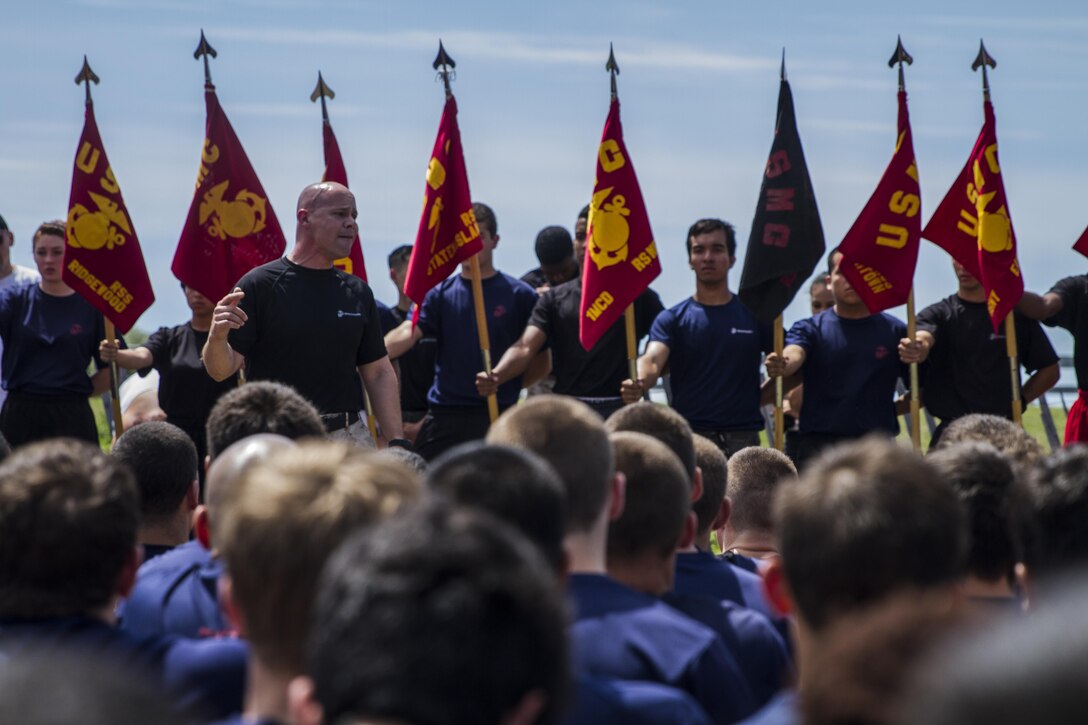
[321,411,360,433]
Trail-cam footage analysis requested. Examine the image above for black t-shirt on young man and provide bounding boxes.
[1044,275,1088,389]
[228,258,387,414]
[528,279,663,399]
[918,294,1058,421]
[143,323,238,428]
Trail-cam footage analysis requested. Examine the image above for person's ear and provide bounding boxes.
[288,676,324,725]
[185,480,200,512]
[194,505,212,550]
[763,555,794,617]
[677,511,698,550]
[1016,562,1033,613]
[711,496,732,531]
[690,466,704,505]
[608,471,627,522]
[502,689,548,725]
[219,574,245,634]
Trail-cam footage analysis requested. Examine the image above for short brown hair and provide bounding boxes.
[608,432,691,562]
[32,219,65,249]
[727,447,797,536]
[205,381,325,459]
[936,414,1044,475]
[0,439,138,619]
[776,437,966,631]
[605,402,696,483]
[472,202,497,238]
[487,397,613,533]
[692,435,727,536]
[216,442,422,672]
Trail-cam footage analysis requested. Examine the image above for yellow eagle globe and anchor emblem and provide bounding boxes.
[977,205,1014,255]
[199,180,268,240]
[67,192,132,251]
[588,186,631,271]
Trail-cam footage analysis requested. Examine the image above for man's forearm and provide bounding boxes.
[492,343,534,385]
[202,337,241,381]
[362,359,404,441]
[1022,364,1060,406]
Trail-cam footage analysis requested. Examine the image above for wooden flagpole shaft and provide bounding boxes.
[103,318,124,441]
[773,315,784,452]
[624,304,637,382]
[907,288,921,452]
[363,391,379,443]
[1005,312,1023,425]
[469,254,499,423]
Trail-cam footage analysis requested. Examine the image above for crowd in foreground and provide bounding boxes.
[1,379,1088,724]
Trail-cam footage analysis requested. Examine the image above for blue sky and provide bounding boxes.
[3,0,1085,354]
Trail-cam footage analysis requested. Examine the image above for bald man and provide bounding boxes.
[203,182,404,448]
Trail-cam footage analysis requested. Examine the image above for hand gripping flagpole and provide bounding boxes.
[75,57,125,441]
[311,72,381,442]
[772,50,787,453]
[890,37,922,452]
[973,41,1022,426]
[606,46,640,383]
[433,44,498,424]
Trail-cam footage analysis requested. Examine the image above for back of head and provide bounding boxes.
[203,434,298,533]
[487,396,613,534]
[727,446,797,537]
[608,432,691,563]
[216,441,422,672]
[428,443,567,572]
[111,421,197,523]
[534,226,574,265]
[1027,445,1088,582]
[605,401,696,483]
[927,442,1026,584]
[692,435,727,536]
[308,502,568,725]
[775,436,966,631]
[936,413,1044,474]
[205,381,325,459]
[0,439,138,619]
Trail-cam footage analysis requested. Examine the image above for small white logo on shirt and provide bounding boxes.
[732,327,755,335]
[337,310,362,318]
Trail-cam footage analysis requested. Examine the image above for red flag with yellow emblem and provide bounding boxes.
[63,100,155,333]
[922,100,1023,331]
[321,119,368,281]
[403,95,480,321]
[579,98,660,350]
[1073,226,1088,259]
[838,90,921,313]
[172,85,286,302]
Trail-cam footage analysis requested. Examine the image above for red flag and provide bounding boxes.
[922,100,1023,331]
[579,98,661,350]
[172,86,286,302]
[63,101,155,333]
[403,95,480,318]
[321,120,368,281]
[838,91,921,313]
[1073,226,1088,259]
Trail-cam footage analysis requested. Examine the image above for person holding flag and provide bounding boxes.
[764,248,926,467]
[1016,229,1088,443]
[914,261,1058,448]
[0,220,111,447]
[202,181,404,449]
[620,219,770,457]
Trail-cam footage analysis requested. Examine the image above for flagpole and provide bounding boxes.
[432,43,499,423]
[972,40,1022,426]
[773,315,784,451]
[311,71,381,441]
[891,37,922,452]
[74,58,124,440]
[624,306,638,381]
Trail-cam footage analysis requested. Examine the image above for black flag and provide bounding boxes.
[739,77,825,325]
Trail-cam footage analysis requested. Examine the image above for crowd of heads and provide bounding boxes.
[1,364,1087,724]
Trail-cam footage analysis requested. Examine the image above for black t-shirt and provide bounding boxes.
[389,304,437,414]
[528,279,663,398]
[520,267,548,290]
[142,323,238,429]
[1045,275,1088,389]
[228,258,387,414]
[918,294,1058,421]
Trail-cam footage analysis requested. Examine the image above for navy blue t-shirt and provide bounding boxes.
[569,573,755,724]
[418,272,536,409]
[564,675,712,725]
[121,540,230,639]
[0,284,107,395]
[786,309,907,436]
[650,297,772,431]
